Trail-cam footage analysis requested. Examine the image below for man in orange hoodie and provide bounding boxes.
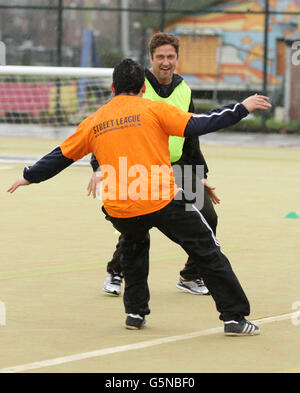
[8,59,271,335]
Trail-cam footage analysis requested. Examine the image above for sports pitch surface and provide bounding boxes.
[1,136,300,373]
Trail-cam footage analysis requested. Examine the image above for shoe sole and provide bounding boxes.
[125,325,144,330]
[103,288,121,296]
[125,321,146,330]
[176,284,210,296]
[224,330,260,336]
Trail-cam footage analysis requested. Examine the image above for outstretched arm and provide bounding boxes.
[7,118,92,194]
[184,94,271,137]
[7,146,74,194]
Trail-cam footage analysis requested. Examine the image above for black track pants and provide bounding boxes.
[172,160,218,280]
[102,194,250,322]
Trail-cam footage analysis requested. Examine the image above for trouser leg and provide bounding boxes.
[151,196,250,322]
[173,162,218,280]
[103,209,151,317]
[106,235,124,277]
[180,187,218,280]
[118,232,150,316]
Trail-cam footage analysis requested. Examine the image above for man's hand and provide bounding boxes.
[7,176,31,194]
[87,171,103,199]
[202,178,220,205]
[242,94,272,112]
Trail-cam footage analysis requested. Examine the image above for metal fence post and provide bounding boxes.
[57,0,63,67]
[262,0,270,131]
[56,0,63,120]
[160,0,166,32]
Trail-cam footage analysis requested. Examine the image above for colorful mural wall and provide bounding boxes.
[165,0,300,89]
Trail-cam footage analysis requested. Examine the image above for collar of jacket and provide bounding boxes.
[144,68,183,99]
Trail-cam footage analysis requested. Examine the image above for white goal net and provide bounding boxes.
[0,66,113,136]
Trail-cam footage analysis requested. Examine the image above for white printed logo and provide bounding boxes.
[0,301,6,326]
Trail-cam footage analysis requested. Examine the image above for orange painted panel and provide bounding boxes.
[177,35,220,75]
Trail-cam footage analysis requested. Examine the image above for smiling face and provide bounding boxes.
[149,44,178,85]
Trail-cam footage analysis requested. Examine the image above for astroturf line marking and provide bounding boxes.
[0,312,295,374]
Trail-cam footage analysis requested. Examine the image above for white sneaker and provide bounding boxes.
[176,276,210,295]
[103,273,122,296]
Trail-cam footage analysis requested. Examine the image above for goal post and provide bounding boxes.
[0,66,113,134]
[0,65,113,77]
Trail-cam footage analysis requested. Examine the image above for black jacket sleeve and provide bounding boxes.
[23,146,73,183]
[180,97,209,177]
[90,153,100,172]
[184,103,249,137]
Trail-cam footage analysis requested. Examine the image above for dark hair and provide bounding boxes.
[113,58,145,95]
[149,32,179,57]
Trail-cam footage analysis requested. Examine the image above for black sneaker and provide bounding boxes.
[224,319,260,336]
[125,314,146,330]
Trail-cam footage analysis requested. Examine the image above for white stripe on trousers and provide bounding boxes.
[191,204,220,248]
